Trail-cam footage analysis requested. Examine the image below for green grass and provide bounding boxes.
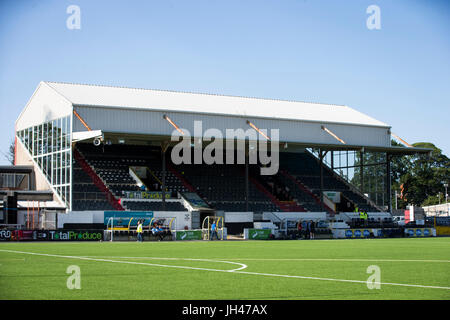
[0,238,449,300]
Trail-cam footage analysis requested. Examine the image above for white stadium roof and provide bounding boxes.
[16,81,432,154]
[44,81,389,128]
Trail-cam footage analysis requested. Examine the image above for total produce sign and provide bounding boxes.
[47,230,103,241]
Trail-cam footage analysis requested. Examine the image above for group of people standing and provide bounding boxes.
[297,220,316,239]
[136,220,168,242]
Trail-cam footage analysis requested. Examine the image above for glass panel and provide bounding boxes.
[57,152,61,185]
[18,118,72,209]
[66,166,70,185]
[22,129,27,147]
[67,115,71,135]
[47,121,52,153]
[62,117,67,136]
[52,153,57,185]
[61,158,66,185]
[54,121,59,152]
[32,126,37,156]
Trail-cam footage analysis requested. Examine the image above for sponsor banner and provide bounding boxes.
[46,230,103,241]
[1,230,35,241]
[104,211,154,225]
[122,191,171,200]
[344,229,373,238]
[175,230,202,241]
[1,230,103,241]
[0,230,12,241]
[248,229,272,240]
[405,228,433,237]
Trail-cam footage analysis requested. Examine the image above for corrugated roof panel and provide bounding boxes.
[44,81,389,128]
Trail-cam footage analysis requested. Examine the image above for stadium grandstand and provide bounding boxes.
[9,81,432,237]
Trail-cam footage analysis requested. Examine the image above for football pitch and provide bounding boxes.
[0,238,449,300]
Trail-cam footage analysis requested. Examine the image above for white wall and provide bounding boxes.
[225,212,254,223]
[16,82,72,131]
[57,211,104,228]
[263,212,327,222]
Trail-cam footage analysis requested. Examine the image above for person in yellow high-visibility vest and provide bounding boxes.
[361,211,368,226]
[359,210,365,220]
[137,220,143,242]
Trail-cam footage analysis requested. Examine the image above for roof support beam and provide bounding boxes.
[163,115,185,135]
[321,126,346,144]
[246,120,270,140]
[391,133,413,148]
[73,109,91,131]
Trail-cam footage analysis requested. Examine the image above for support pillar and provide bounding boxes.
[360,151,364,194]
[386,153,392,213]
[161,141,169,211]
[319,150,327,212]
[245,149,249,212]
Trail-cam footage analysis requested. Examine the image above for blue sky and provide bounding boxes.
[0,0,449,164]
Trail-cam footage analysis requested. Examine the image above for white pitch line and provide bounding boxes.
[235,270,450,290]
[78,256,247,271]
[1,249,449,291]
[81,256,450,263]
[208,258,450,263]
[0,249,246,273]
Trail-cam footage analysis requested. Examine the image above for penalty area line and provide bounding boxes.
[0,249,449,291]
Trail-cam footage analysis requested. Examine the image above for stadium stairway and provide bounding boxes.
[166,162,213,207]
[279,169,335,215]
[248,175,307,212]
[166,163,197,194]
[73,148,125,211]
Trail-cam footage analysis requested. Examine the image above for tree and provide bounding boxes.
[349,140,449,209]
[390,140,413,209]
[399,142,450,206]
[1,138,15,165]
